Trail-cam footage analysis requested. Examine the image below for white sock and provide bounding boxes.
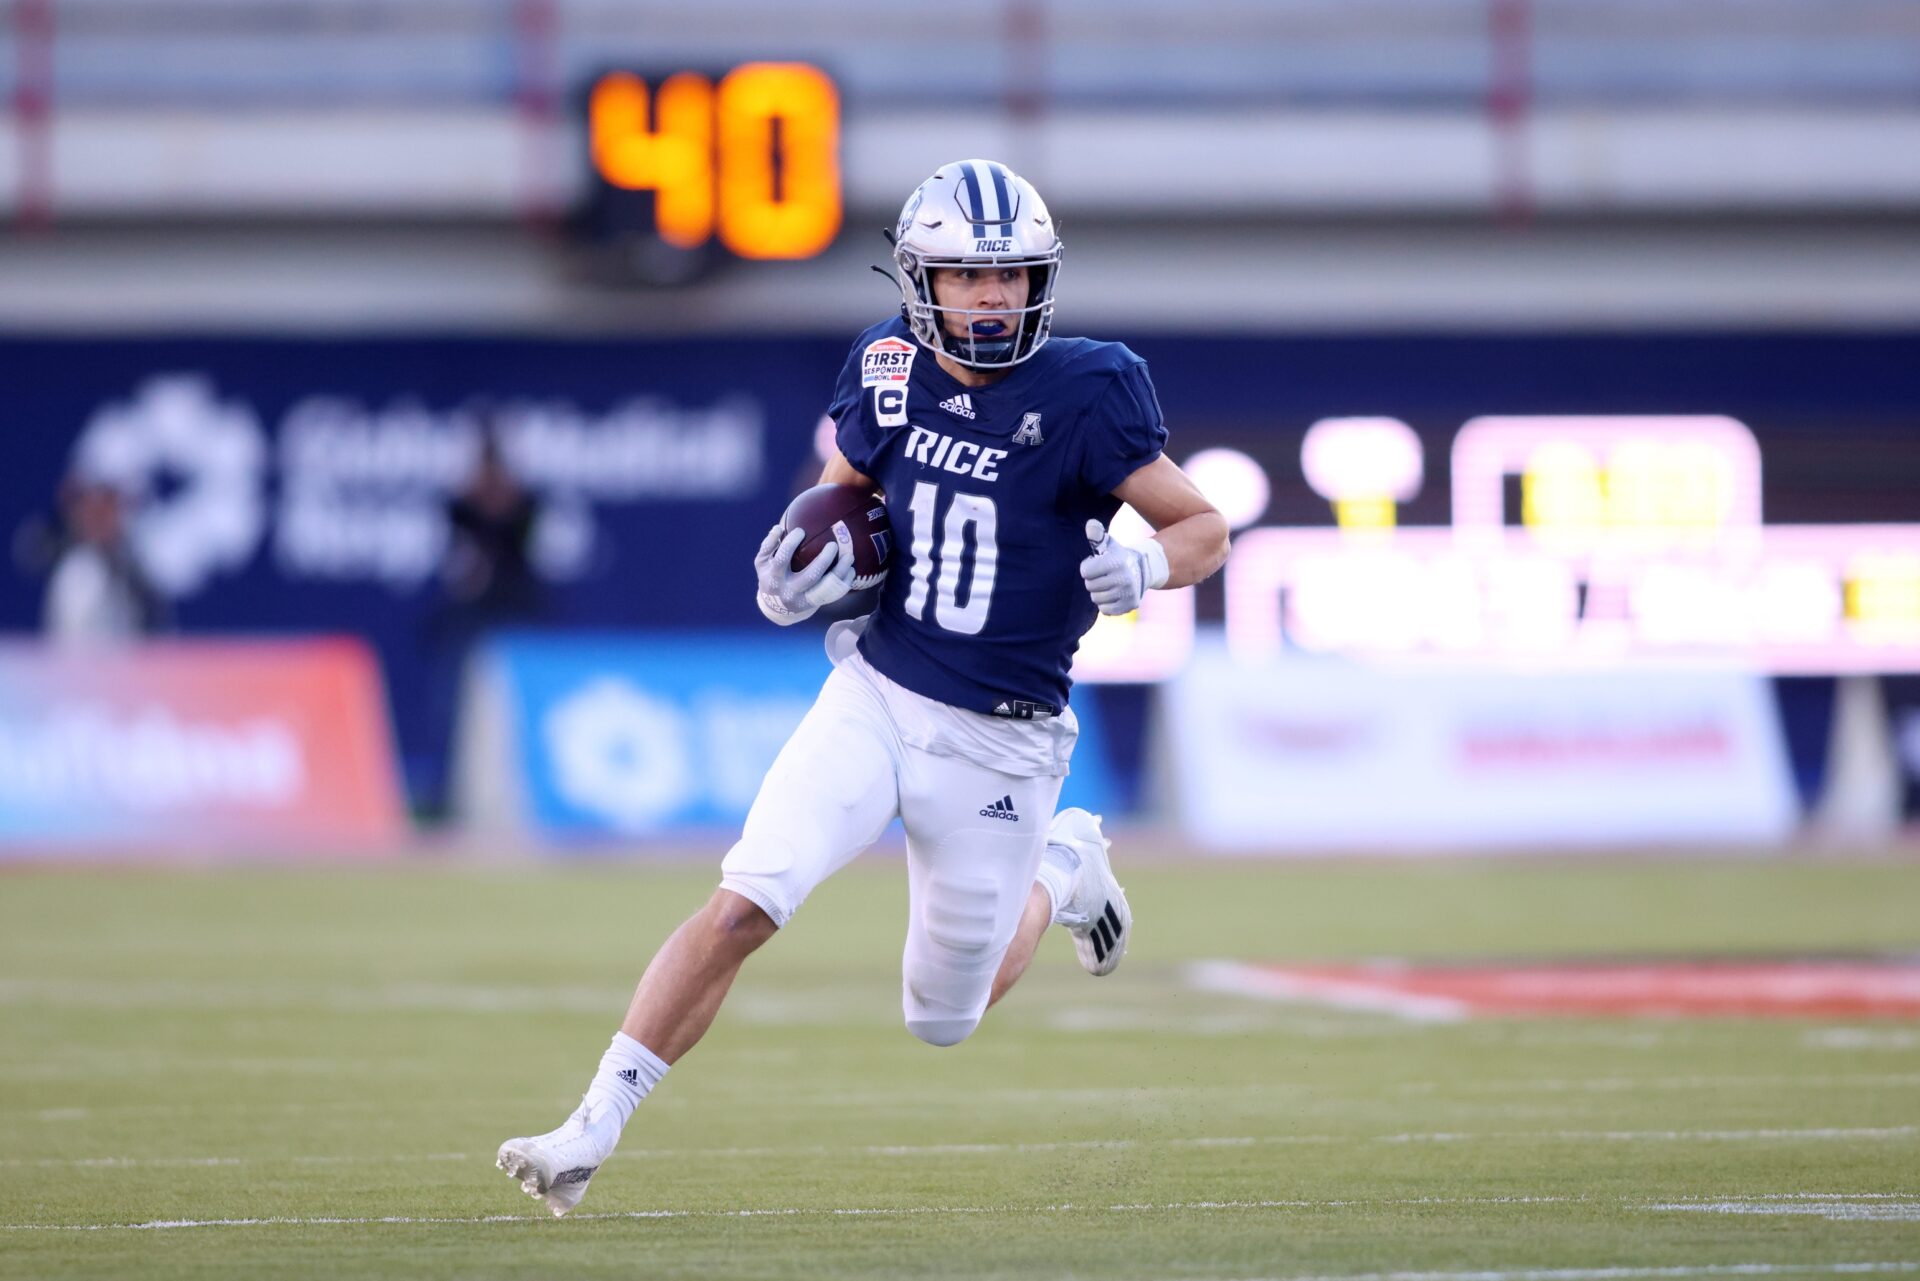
[1035,840,1079,923]
[580,1032,669,1134]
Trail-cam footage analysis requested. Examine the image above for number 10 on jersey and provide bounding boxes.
[903,482,999,636]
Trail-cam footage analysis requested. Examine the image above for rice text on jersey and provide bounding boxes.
[904,427,1005,481]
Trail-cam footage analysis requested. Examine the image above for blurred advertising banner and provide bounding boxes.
[3,331,1915,811]
[1163,638,1798,852]
[1224,415,1920,674]
[0,639,406,852]
[0,337,844,807]
[456,632,1120,843]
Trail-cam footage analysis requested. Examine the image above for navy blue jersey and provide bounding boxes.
[827,316,1168,717]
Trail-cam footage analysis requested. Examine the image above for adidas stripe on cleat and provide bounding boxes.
[1088,901,1124,965]
[1047,807,1131,977]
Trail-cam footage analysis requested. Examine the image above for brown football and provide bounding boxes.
[782,483,892,588]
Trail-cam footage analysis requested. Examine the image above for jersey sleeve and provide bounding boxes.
[1076,356,1170,496]
[827,339,879,474]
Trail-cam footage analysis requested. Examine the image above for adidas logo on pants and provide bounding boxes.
[978,794,1019,820]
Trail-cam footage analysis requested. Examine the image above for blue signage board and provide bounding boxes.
[478,631,1119,842]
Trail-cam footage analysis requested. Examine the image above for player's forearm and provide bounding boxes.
[1151,511,1231,590]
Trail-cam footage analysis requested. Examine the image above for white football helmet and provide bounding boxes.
[891,159,1062,369]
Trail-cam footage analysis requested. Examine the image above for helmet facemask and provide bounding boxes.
[896,251,1058,369]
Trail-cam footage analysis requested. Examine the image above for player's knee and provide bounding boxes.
[717,833,806,934]
[905,1012,981,1047]
[703,889,778,952]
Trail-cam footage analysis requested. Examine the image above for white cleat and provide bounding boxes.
[1048,808,1131,976]
[496,1101,615,1218]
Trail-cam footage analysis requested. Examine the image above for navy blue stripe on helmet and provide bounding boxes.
[986,162,1015,233]
[958,164,988,237]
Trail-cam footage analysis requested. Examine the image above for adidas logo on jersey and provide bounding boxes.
[938,393,977,420]
[979,795,1020,821]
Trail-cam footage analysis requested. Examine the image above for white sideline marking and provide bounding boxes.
[1651,1201,1920,1222]
[0,1153,468,1169]
[1399,1073,1920,1096]
[900,1125,1902,1157]
[1187,962,1468,1023]
[1261,1266,1920,1281]
[0,977,628,1014]
[0,1198,1529,1232]
[6,1193,1916,1236]
[1374,1126,1916,1145]
[15,1098,591,1121]
[14,1125,1908,1171]
[605,1126,1914,1162]
[4,1192,1918,1263]
[1808,1028,1920,1051]
[0,1056,431,1081]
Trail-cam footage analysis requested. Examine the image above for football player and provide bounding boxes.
[498,159,1230,1216]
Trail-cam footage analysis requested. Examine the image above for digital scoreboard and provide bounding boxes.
[580,63,841,283]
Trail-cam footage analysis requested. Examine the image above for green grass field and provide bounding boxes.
[2,851,1918,1280]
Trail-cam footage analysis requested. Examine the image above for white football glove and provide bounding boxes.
[755,522,856,625]
[1079,518,1170,616]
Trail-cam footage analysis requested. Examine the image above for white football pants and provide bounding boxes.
[719,659,1065,1047]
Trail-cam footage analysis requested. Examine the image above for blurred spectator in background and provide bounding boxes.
[442,423,543,624]
[21,476,165,647]
[423,415,547,818]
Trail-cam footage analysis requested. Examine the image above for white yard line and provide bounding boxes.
[10,1124,1911,1170]
[1187,961,1469,1023]
[4,1196,1919,1259]
[1188,962,1920,1030]
[0,1056,434,1080]
[1374,1126,1916,1144]
[1256,1266,1920,1281]
[1649,1202,1920,1222]
[10,1077,1912,1126]
[0,978,629,1014]
[7,1193,1919,1238]
[14,1098,592,1121]
[544,1125,1917,1161]
[1808,1029,1920,1051]
[0,1196,1706,1233]
[0,1199,1426,1232]
[0,1153,468,1169]
[728,1126,1916,1158]
[1398,1074,1920,1096]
